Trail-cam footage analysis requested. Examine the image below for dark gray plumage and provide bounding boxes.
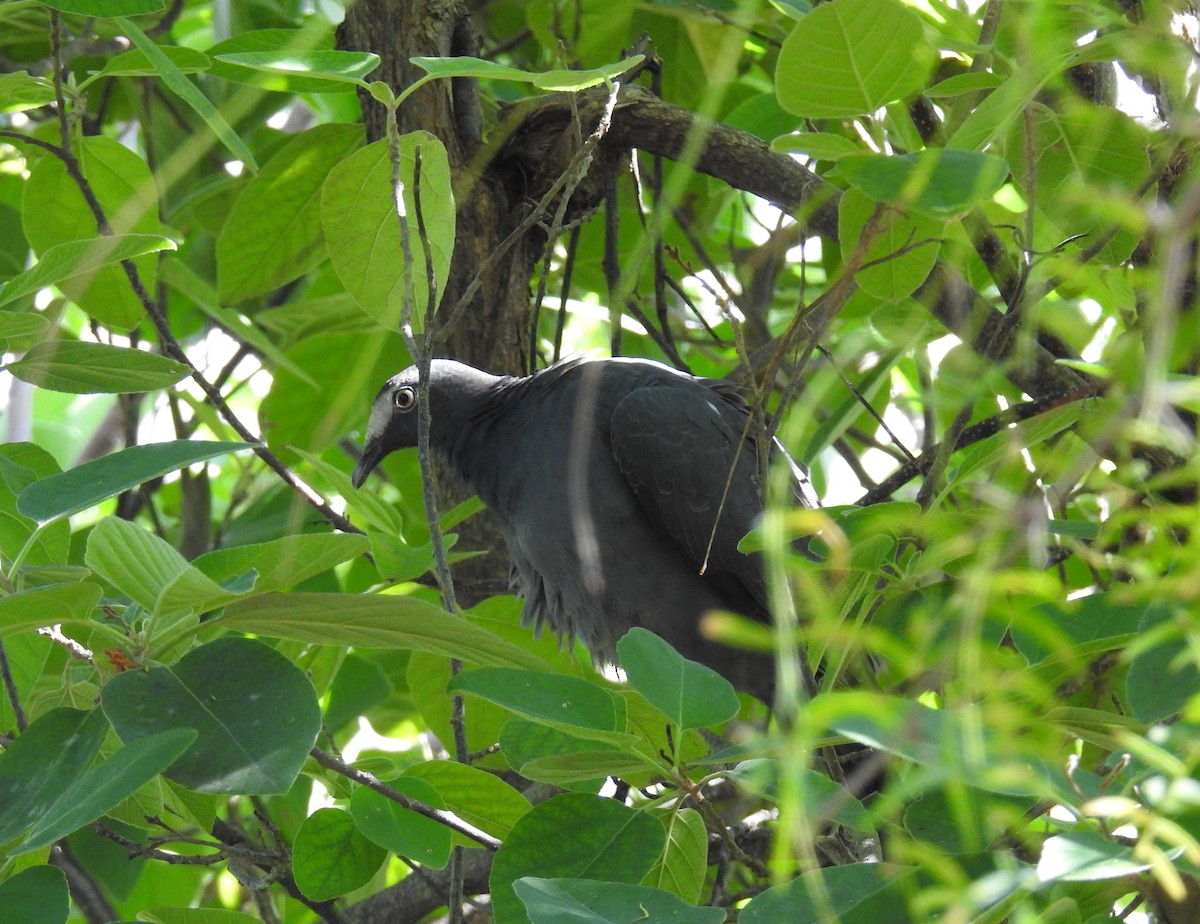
[352,356,798,701]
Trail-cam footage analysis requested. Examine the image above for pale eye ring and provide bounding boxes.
[393,386,417,411]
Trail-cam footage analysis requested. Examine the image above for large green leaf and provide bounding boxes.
[17,440,252,522]
[320,133,454,332]
[349,775,452,869]
[403,759,532,840]
[615,628,739,730]
[642,808,708,904]
[215,592,550,669]
[213,50,380,86]
[15,728,198,855]
[217,124,365,302]
[491,793,666,924]
[85,516,238,618]
[7,341,190,394]
[22,136,162,328]
[448,668,626,738]
[0,442,69,567]
[102,637,321,793]
[1126,605,1200,724]
[192,533,369,595]
[0,582,102,639]
[0,866,70,924]
[839,186,945,300]
[836,150,1009,220]
[292,808,387,901]
[776,0,933,118]
[0,707,108,844]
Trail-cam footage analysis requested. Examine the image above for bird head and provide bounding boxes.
[351,360,504,488]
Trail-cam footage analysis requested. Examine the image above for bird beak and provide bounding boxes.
[351,442,384,489]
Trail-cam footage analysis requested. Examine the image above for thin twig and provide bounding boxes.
[0,641,27,731]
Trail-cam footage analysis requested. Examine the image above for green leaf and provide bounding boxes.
[771,131,862,161]
[78,45,211,89]
[515,878,726,924]
[16,728,198,855]
[1126,605,1200,724]
[349,776,453,869]
[85,516,238,618]
[321,134,455,332]
[102,637,322,793]
[1036,831,1157,883]
[643,809,708,904]
[0,72,56,113]
[741,864,918,924]
[17,440,253,523]
[836,149,1010,220]
[117,18,257,172]
[616,628,739,730]
[140,910,261,924]
[213,50,380,86]
[0,233,176,309]
[0,443,69,567]
[206,30,344,94]
[0,866,70,924]
[410,55,541,83]
[531,55,645,91]
[403,759,532,840]
[22,136,162,328]
[0,312,51,352]
[776,0,933,118]
[7,341,190,394]
[293,807,386,901]
[448,668,626,736]
[217,124,365,302]
[0,583,103,639]
[1011,594,1151,671]
[926,71,1003,99]
[216,592,549,669]
[192,533,370,596]
[491,793,666,924]
[839,186,944,300]
[40,0,163,13]
[499,717,615,791]
[0,707,108,844]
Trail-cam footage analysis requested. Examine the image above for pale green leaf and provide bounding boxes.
[7,341,190,394]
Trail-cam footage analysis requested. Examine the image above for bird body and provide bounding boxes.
[353,356,784,700]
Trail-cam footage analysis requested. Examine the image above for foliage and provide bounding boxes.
[0,0,1198,922]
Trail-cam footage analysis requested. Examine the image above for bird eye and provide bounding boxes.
[393,386,416,411]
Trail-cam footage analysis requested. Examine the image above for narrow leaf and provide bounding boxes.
[213,51,380,86]
[8,341,190,394]
[0,234,175,309]
[118,18,257,171]
[16,728,198,855]
[17,440,252,522]
[215,592,549,669]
